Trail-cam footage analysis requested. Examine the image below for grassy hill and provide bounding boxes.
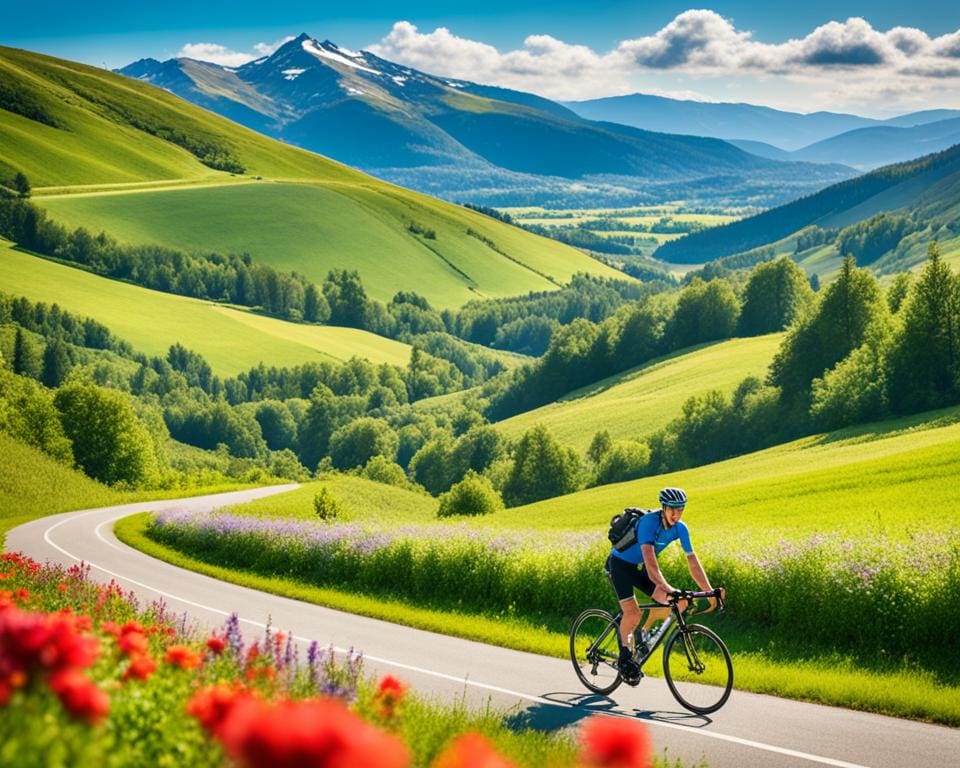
[1,242,413,375]
[494,335,783,451]
[654,143,960,266]
[36,181,606,308]
[0,45,621,309]
[0,432,123,544]
[489,404,960,540]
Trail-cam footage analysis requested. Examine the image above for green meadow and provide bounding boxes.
[495,334,783,451]
[0,243,412,375]
[36,181,621,308]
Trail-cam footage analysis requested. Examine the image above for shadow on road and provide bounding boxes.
[505,692,710,733]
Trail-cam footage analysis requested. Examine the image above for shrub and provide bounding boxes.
[437,472,503,517]
[313,487,343,521]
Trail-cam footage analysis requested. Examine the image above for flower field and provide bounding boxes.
[146,509,960,670]
[0,550,666,767]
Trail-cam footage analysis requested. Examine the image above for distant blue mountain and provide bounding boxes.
[566,93,960,155]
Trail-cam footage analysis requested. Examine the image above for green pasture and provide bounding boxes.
[494,335,783,452]
[493,403,960,538]
[225,474,438,524]
[0,243,412,375]
[36,181,621,309]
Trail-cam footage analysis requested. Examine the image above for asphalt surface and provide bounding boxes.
[7,487,959,768]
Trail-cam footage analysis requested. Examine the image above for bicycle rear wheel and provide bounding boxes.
[662,624,733,714]
[569,608,623,695]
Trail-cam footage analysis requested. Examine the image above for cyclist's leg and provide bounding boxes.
[606,556,644,680]
[643,572,672,630]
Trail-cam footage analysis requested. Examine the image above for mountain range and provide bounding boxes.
[117,33,852,209]
[565,93,960,153]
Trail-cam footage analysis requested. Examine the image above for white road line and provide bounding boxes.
[41,510,870,768]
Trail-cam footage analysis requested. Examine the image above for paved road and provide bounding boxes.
[7,488,958,768]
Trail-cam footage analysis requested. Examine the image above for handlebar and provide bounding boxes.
[668,587,725,613]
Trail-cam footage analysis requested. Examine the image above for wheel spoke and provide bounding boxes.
[663,624,733,714]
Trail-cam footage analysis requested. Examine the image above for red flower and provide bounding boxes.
[206,636,227,656]
[374,674,407,719]
[187,684,256,738]
[226,697,410,768]
[118,631,149,657]
[122,654,157,682]
[15,589,29,603]
[49,668,109,724]
[432,733,515,768]
[578,716,653,768]
[58,582,69,593]
[165,644,203,670]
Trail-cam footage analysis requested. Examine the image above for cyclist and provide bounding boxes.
[605,487,721,683]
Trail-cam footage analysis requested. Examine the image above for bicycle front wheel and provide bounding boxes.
[662,624,733,714]
[569,608,622,695]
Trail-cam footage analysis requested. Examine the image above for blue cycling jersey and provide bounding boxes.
[610,511,693,566]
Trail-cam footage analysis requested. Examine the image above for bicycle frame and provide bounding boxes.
[615,589,723,666]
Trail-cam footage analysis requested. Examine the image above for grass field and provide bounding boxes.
[494,334,783,451]
[0,46,623,310]
[35,182,623,308]
[0,242,413,375]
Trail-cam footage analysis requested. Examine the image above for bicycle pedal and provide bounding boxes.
[623,671,642,686]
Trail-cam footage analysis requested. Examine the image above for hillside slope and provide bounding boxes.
[0,242,414,376]
[494,335,782,451]
[0,45,623,308]
[654,143,960,265]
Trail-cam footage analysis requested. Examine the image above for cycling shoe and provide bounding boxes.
[618,658,642,686]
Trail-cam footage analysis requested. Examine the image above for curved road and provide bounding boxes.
[7,487,958,768]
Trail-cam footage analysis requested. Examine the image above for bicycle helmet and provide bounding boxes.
[659,487,687,507]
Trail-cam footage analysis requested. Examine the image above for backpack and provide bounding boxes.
[608,507,655,552]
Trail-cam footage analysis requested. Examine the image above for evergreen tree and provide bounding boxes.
[770,256,888,403]
[887,243,960,412]
[13,327,42,379]
[13,172,30,198]
[41,337,72,388]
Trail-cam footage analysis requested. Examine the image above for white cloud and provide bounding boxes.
[177,36,294,67]
[368,14,960,108]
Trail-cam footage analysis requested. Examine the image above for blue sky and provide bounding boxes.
[4,2,960,115]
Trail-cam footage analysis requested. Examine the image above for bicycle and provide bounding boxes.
[569,587,733,714]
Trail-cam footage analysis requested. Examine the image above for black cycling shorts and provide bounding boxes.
[606,553,656,601]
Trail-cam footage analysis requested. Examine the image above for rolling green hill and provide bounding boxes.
[654,143,960,267]
[494,335,783,451]
[0,45,622,309]
[490,403,960,540]
[0,242,413,375]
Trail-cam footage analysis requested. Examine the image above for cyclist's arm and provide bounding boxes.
[685,552,713,592]
[640,544,675,594]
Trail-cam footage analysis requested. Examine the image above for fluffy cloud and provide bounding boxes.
[370,13,960,104]
[177,36,294,67]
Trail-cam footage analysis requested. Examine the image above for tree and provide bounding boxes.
[738,258,813,335]
[13,328,42,380]
[668,278,740,349]
[770,256,888,403]
[41,337,72,388]
[408,436,454,495]
[13,172,30,198]
[886,272,913,314]
[54,381,159,485]
[0,369,73,464]
[502,425,581,507]
[255,400,298,452]
[449,425,504,480]
[594,440,650,486]
[587,430,613,465]
[361,455,414,488]
[323,270,368,328]
[328,417,399,470]
[887,243,960,412]
[437,471,503,517]
[303,283,330,323]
